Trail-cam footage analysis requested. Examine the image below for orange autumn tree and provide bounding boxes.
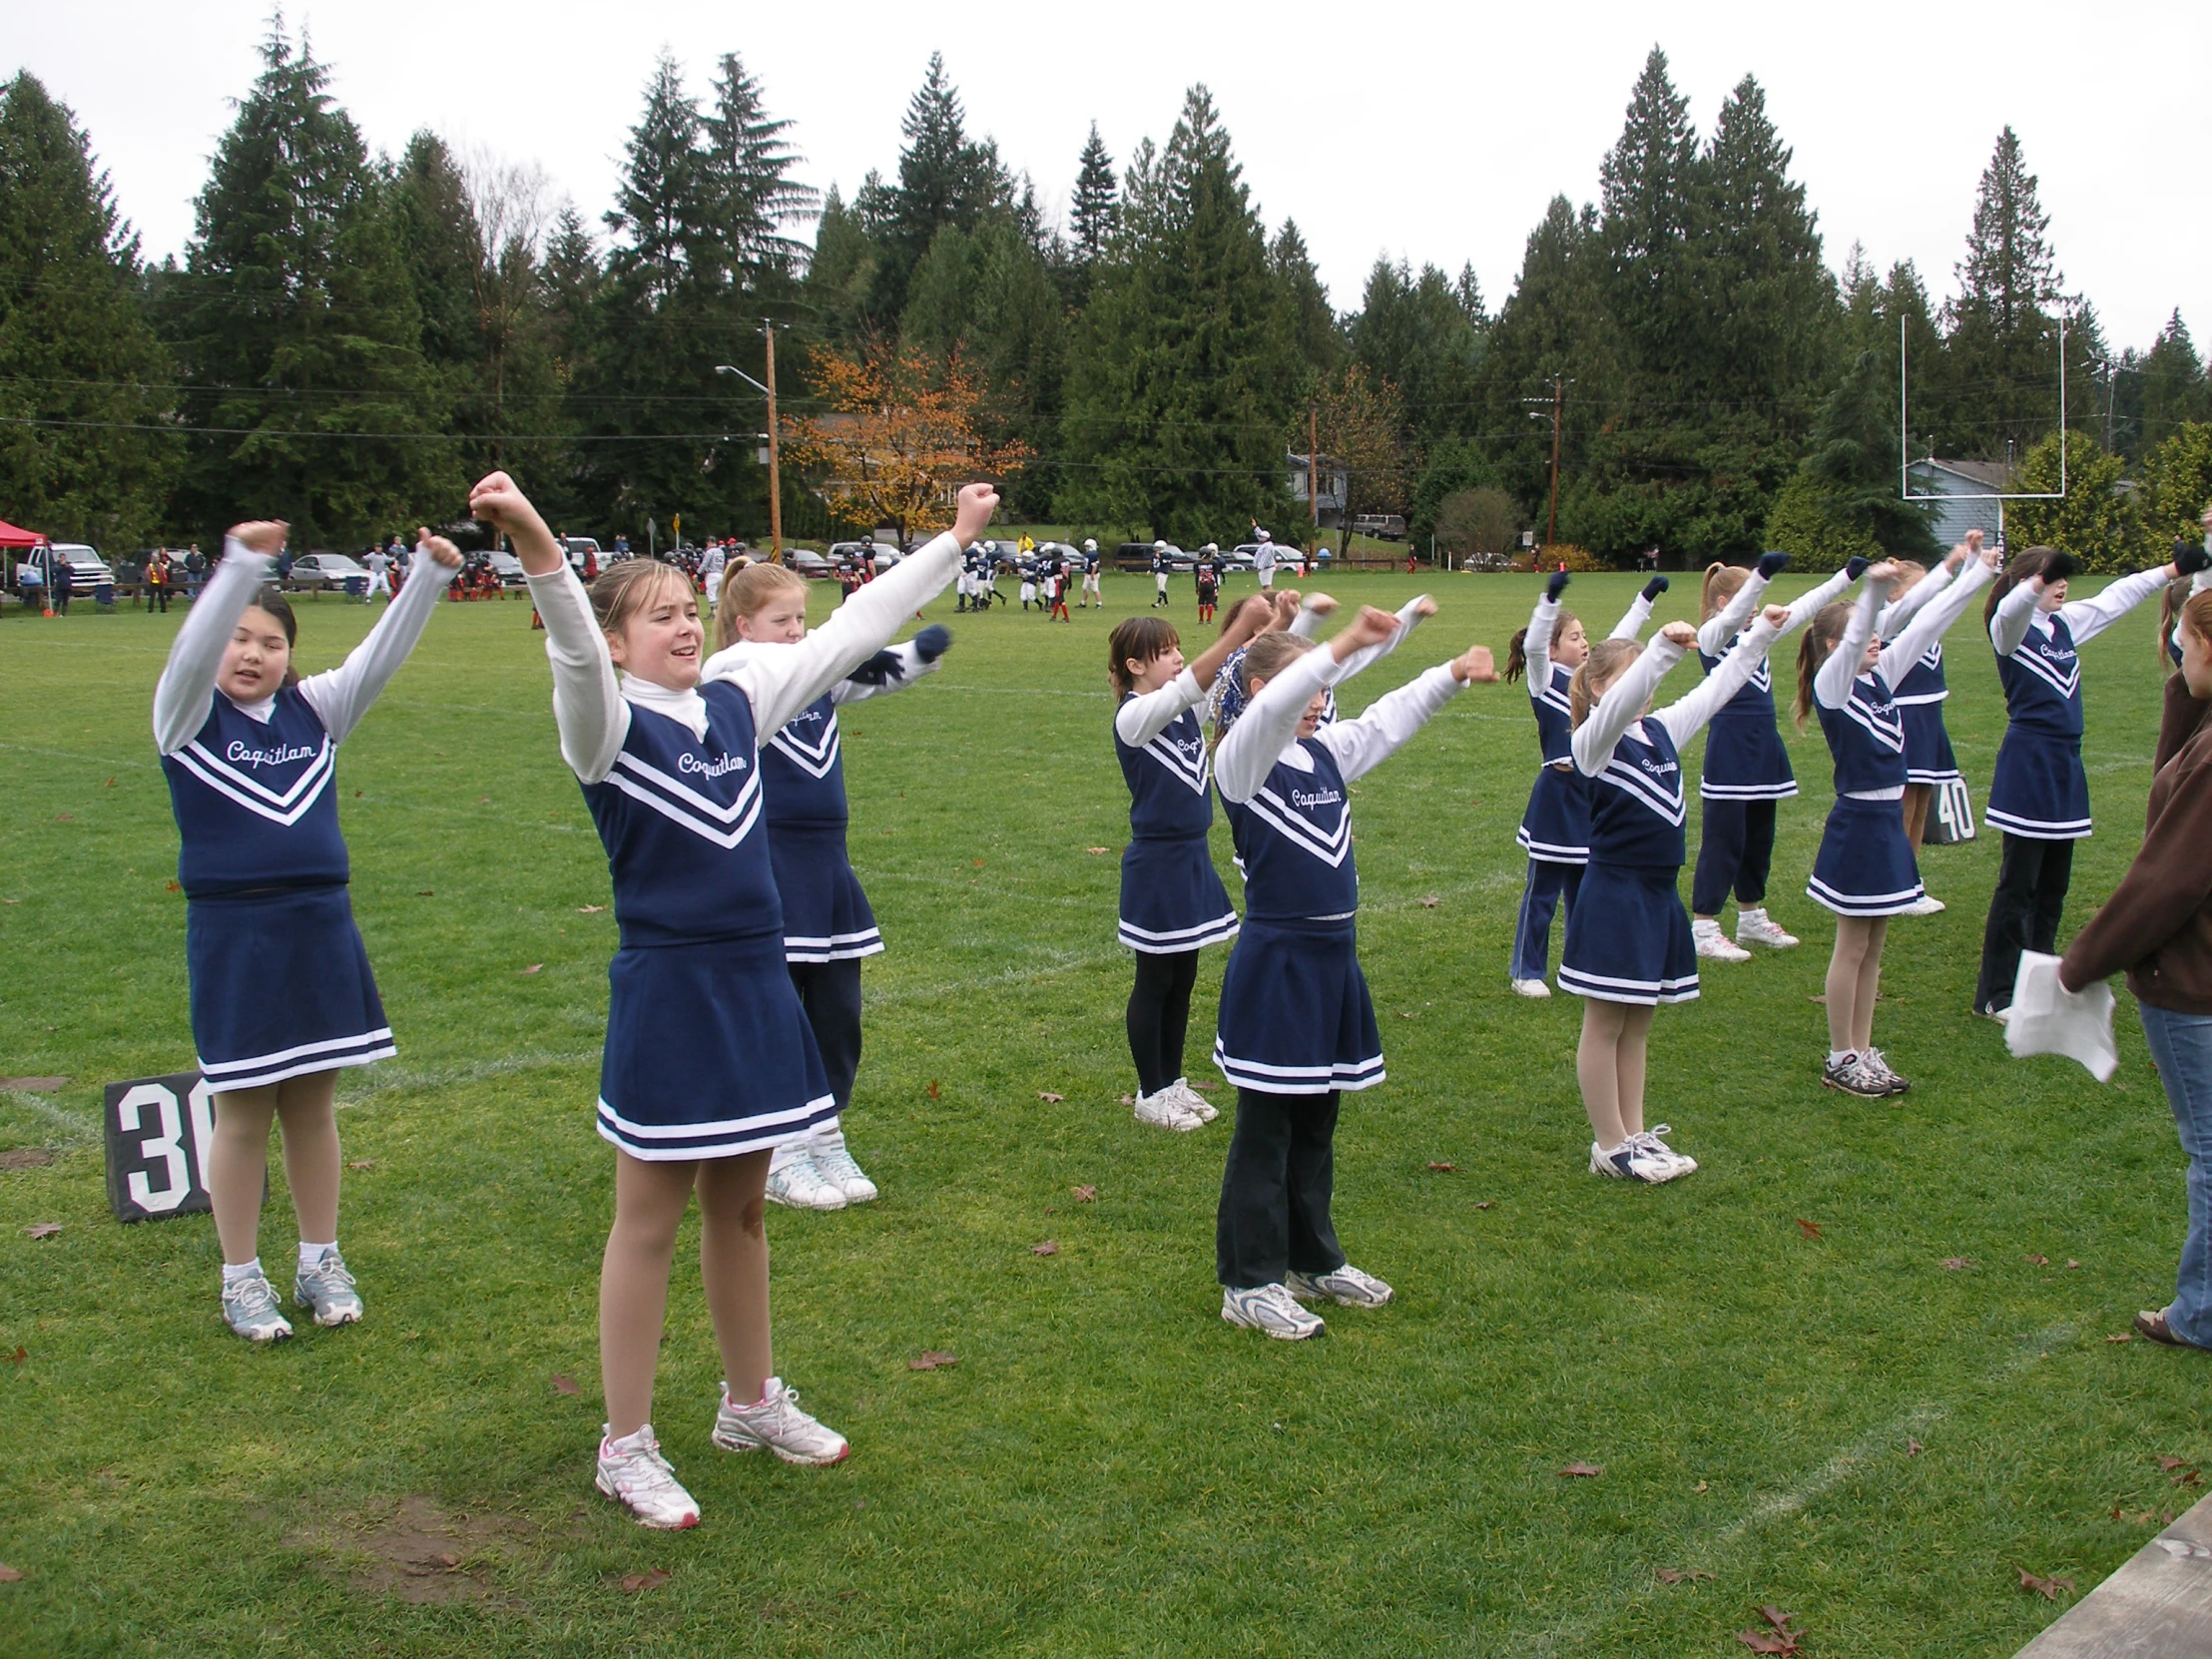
[786,342,1028,539]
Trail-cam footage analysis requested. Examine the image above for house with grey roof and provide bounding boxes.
[1907,458,2011,547]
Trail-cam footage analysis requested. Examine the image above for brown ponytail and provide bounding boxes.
[1700,561,1748,623]
[1504,608,1579,683]
[1792,601,1853,730]
[1984,546,2061,631]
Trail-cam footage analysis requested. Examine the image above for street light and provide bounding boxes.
[717,324,785,562]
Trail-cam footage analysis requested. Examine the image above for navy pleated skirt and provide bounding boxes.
[1213,916,1383,1095]
[1699,716,1798,802]
[1120,834,1240,953]
[598,930,836,1161]
[1900,703,1960,785]
[1516,764,1592,864]
[768,821,882,963]
[187,884,394,1092]
[1806,796,1925,916]
[1985,731,2091,839]
[1559,864,1699,1004]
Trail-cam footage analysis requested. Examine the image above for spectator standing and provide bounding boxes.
[50,551,73,615]
[185,546,207,601]
[18,551,45,613]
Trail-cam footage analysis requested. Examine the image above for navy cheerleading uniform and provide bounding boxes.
[1975,563,2172,1012]
[154,538,449,1092]
[1211,640,1466,1291]
[527,532,961,1161]
[1875,559,1966,787]
[1114,669,1240,955]
[1562,616,1788,1004]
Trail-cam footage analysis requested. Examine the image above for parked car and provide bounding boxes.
[827,541,875,567]
[10,543,113,597]
[870,544,905,573]
[561,537,600,572]
[285,552,368,591]
[486,549,528,588]
[1223,545,1261,571]
[787,548,832,578]
[1352,513,1407,541]
[1114,541,1190,572]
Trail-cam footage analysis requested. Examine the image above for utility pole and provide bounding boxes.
[763,320,784,564]
[1523,376,1568,550]
[1307,404,1321,548]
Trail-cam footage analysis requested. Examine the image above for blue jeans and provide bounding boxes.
[2136,1002,2212,1348]
[1510,858,1583,982]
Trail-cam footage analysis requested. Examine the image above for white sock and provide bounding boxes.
[298,1241,336,1270]
[808,1115,846,1157]
[769,1140,812,1175]
[603,1422,655,1456]
[222,1258,264,1286]
[1829,1049,1857,1067]
[1740,907,1767,923]
[1692,917,1720,934]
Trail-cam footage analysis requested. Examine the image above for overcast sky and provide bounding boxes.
[14,1,2209,352]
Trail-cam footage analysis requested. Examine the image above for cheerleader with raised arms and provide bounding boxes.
[1796,539,1999,1096]
[473,468,983,1529]
[1562,603,1793,1182]
[1209,611,1498,1339]
[1869,535,1980,893]
[153,521,460,1342]
[1973,540,2206,1017]
[714,561,953,1210]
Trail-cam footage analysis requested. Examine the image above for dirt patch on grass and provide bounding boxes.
[287,1494,521,1604]
[0,1149,55,1171]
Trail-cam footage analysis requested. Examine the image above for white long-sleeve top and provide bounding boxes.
[1875,557,1957,641]
[528,531,960,785]
[1115,666,1207,748]
[1214,644,1464,806]
[713,635,941,714]
[1696,566,1854,660]
[152,537,450,755]
[1571,616,1786,778]
[1990,563,2171,657]
[1816,560,1998,800]
[1290,593,1432,677]
[1525,588,1658,694]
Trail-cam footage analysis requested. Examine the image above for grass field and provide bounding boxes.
[2,568,2204,1658]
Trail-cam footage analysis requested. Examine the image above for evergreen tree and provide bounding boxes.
[1942,126,2064,460]
[699,51,818,280]
[868,53,1010,322]
[2007,429,2143,571]
[163,21,449,545]
[1777,348,1938,559]
[388,133,482,382]
[2140,421,2212,551]
[1070,123,1118,264]
[1271,220,1342,380]
[603,53,705,304]
[1598,46,1700,386]
[804,184,874,341]
[2140,310,2211,453]
[1349,258,1485,449]
[0,72,176,548]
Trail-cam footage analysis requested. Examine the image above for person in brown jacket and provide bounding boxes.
[2060,561,2212,1351]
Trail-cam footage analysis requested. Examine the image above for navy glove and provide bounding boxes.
[845,648,904,687]
[912,624,953,662]
[1544,571,1570,604]
[2042,552,2082,584]
[1757,552,1792,580]
[2176,542,2212,578]
[1845,555,1871,581]
[1641,576,1669,603]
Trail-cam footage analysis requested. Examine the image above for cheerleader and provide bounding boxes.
[1110,603,1271,1130]
[1563,604,1793,1181]
[1689,553,1861,961]
[1797,542,1999,1096]
[1973,542,2205,1018]
[714,563,952,1209]
[1871,535,1980,897]
[1211,612,1500,1338]
[153,522,459,1342]
[473,468,980,1528]
[1503,572,1669,996]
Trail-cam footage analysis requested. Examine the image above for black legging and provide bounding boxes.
[788,958,864,1111]
[1126,948,1200,1097]
[1217,1086,1346,1289]
[1691,798,1777,915]
[1975,833,2075,1013]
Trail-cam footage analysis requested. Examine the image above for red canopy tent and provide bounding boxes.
[0,520,45,547]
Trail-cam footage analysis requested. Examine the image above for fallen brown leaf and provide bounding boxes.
[1693,1480,1709,1493]
[926,1079,941,1100]
[1557,1461,1603,1478]
[2067,1259,2082,1269]
[971,859,985,868]
[1907,1437,1924,1456]
[347,1158,376,1170]
[1427,1161,1457,1173]
[166,879,182,891]
[3,1347,24,1365]
[621,1567,671,1594]
[0,1564,21,1582]
[1418,894,1440,908]
[416,889,433,897]
[2018,1569,2075,1601]
[908,1351,958,1372]
[2176,1469,2203,1487]
[104,777,115,788]
[1736,1605,1805,1654]
[24,1223,61,1241]
[2107,1333,2136,1344]
[578,904,606,913]
[478,796,491,804]
[2157,1454,2187,1471]
[521,963,543,974]
[1796,1219,1823,1240]
[1940,1257,1973,1271]
[1029,1240,1059,1258]
[1656,1567,1715,1584]
[1474,1200,1495,1210]
[1118,1094,1135,1106]
[1071,1185,1097,1202]
[1085,846,1110,855]
[54,815,71,822]
[1036,1091,1064,1103]
[2025,1254,2050,1266]
[551,1374,579,1395]
[1398,1010,1416,1019]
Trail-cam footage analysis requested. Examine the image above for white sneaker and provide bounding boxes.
[1133,1088,1203,1132]
[1287,1263,1393,1307]
[1821,1052,1890,1098]
[1902,894,1945,915]
[595,1424,701,1529]
[1693,921,1752,962]
[1861,1048,1910,1095]
[1633,1125,1698,1176]
[292,1250,363,1327]
[809,1142,879,1204]
[1589,1138,1689,1184]
[765,1154,848,1211]
[1221,1283,1325,1340]
[1511,977,1553,999]
[221,1269,293,1343]
[1162,1078,1218,1123]
[712,1378,850,1465]
[1734,909,1800,949]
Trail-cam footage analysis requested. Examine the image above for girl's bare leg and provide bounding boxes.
[1902,785,1933,853]
[601,1152,698,1440]
[273,1070,340,1243]
[1577,999,1630,1148]
[695,1152,774,1404]
[1852,917,1890,1053]
[1614,1004,1656,1137]
[1826,919,1874,1053]
[208,1084,278,1264]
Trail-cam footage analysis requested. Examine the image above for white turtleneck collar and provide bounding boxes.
[620,672,708,741]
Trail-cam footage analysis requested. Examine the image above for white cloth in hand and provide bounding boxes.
[2005,951,2118,1082]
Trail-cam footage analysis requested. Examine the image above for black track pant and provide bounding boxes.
[1126,948,1200,1097]
[788,958,864,1112]
[1975,833,2075,1013]
[1691,798,1776,914]
[1216,1087,1347,1290]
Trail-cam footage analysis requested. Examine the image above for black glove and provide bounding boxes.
[912,624,953,661]
[1845,555,1871,581]
[1641,575,1669,602]
[845,648,904,687]
[1757,552,1792,580]
[1544,571,1570,604]
[2042,552,2082,584]
[2176,542,2212,578]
